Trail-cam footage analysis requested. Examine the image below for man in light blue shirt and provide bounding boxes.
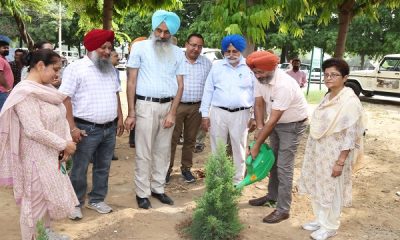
[200,34,256,184]
[125,10,185,209]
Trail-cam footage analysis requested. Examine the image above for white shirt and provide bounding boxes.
[126,40,186,98]
[200,57,255,117]
[254,68,308,123]
[59,56,120,124]
[181,55,212,102]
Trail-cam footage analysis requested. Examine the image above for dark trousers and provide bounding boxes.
[169,103,202,172]
[70,121,117,206]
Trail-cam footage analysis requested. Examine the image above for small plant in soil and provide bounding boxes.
[187,142,243,240]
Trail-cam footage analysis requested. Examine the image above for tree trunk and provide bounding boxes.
[334,0,355,58]
[360,54,365,70]
[243,39,255,57]
[280,45,288,63]
[103,0,114,30]
[13,14,34,50]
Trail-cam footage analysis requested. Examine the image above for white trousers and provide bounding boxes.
[311,175,343,230]
[210,107,250,184]
[134,100,174,198]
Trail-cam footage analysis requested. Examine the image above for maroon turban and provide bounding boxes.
[246,51,280,71]
[83,29,115,51]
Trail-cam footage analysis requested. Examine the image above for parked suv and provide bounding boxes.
[346,54,400,97]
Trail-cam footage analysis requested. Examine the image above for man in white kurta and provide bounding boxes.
[200,34,255,184]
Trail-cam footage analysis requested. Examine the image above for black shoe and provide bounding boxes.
[165,170,171,184]
[193,143,205,153]
[151,192,174,205]
[181,169,195,183]
[248,195,276,207]
[112,154,118,161]
[136,196,151,209]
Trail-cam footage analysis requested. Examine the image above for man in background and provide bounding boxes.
[286,57,307,88]
[167,33,212,184]
[0,35,14,111]
[9,49,25,87]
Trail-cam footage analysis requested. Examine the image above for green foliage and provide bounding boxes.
[305,90,326,104]
[36,220,48,240]
[188,142,242,240]
[63,0,183,39]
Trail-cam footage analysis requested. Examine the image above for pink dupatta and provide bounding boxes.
[0,80,66,203]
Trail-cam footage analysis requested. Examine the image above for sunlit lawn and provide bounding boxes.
[305,90,326,104]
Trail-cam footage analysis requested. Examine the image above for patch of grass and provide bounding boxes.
[305,90,326,104]
[36,221,48,240]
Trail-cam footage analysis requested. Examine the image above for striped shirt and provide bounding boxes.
[126,40,186,98]
[181,55,212,102]
[59,56,120,124]
[200,57,255,117]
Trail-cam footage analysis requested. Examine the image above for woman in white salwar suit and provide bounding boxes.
[298,58,366,240]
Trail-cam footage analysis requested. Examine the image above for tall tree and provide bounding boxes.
[188,0,310,56]
[313,0,400,58]
[0,0,50,49]
[63,0,183,32]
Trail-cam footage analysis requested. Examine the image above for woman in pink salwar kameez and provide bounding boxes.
[0,49,78,240]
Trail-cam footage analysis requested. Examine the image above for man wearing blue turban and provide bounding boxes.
[200,34,256,185]
[125,10,185,209]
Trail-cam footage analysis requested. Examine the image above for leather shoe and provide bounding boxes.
[249,195,275,206]
[151,192,174,205]
[136,196,151,209]
[262,210,289,224]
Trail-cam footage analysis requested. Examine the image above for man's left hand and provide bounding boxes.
[163,112,175,128]
[248,118,256,132]
[247,143,261,160]
[117,117,124,136]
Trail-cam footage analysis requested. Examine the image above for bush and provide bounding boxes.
[188,142,243,240]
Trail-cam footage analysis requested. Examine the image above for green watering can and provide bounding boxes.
[236,141,275,189]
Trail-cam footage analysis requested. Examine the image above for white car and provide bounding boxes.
[181,47,223,63]
[280,62,310,76]
[346,54,400,97]
[309,68,324,83]
[116,58,127,70]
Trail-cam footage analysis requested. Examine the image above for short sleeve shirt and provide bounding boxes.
[0,57,14,92]
[126,40,186,98]
[59,56,120,124]
[254,68,308,123]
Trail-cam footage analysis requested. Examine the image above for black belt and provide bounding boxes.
[74,117,117,128]
[181,101,201,105]
[296,118,308,123]
[217,106,251,112]
[136,95,173,103]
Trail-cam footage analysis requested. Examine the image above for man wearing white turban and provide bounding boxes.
[125,10,185,209]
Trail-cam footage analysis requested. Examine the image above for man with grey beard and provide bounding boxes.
[125,10,185,209]
[245,51,308,224]
[59,29,124,220]
[200,34,256,186]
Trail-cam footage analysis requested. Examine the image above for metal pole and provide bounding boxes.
[306,47,315,96]
[58,1,62,55]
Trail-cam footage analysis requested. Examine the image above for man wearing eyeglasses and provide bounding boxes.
[200,34,256,185]
[125,10,185,209]
[167,33,212,184]
[245,51,308,224]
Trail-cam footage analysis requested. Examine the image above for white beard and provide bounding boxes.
[150,32,175,63]
[90,51,114,73]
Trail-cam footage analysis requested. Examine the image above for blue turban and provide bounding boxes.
[0,35,11,44]
[221,34,246,53]
[152,10,181,35]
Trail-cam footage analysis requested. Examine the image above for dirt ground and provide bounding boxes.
[1,96,399,240]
